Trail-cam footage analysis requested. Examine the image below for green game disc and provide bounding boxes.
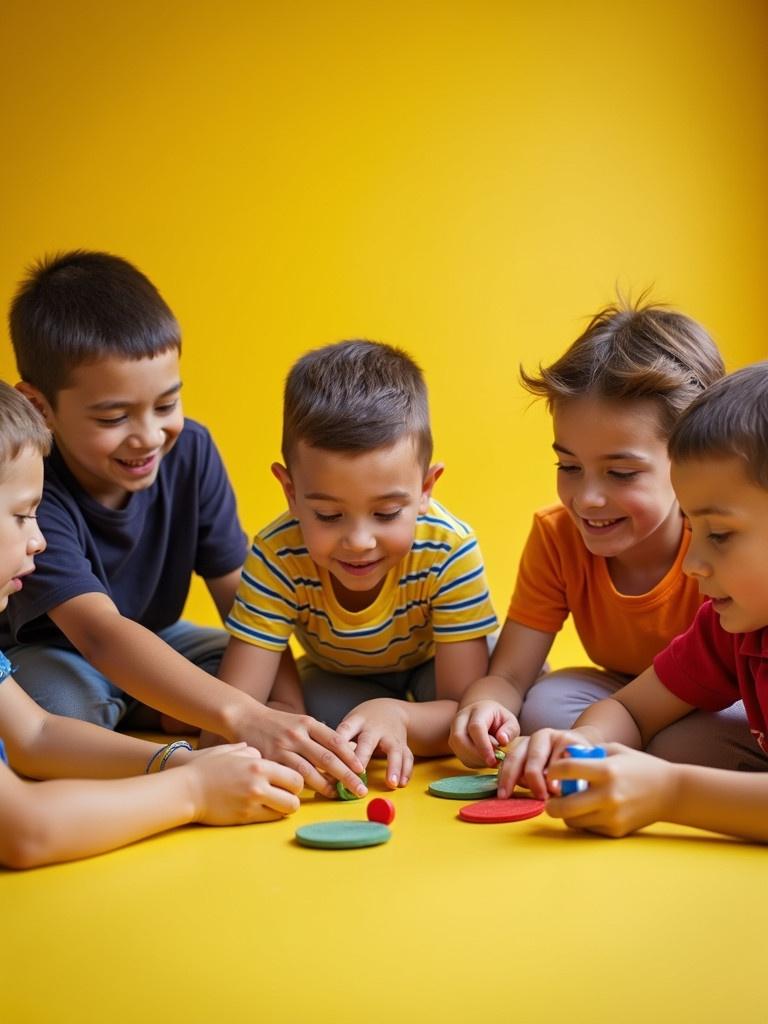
[295,821,392,850]
[427,773,499,800]
[336,771,368,801]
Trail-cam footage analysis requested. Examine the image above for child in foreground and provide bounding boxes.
[450,300,733,780]
[504,363,768,842]
[3,251,362,799]
[0,383,303,868]
[216,339,498,788]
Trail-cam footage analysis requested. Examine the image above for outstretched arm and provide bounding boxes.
[0,744,303,869]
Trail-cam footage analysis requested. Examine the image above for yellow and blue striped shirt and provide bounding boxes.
[226,500,497,674]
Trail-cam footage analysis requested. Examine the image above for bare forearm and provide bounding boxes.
[666,763,768,842]
[7,716,164,780]
[1,772,197,868]
[80,617,254,739]
[404,700,458,756]
[459,675,525,716]
[575,697,643,747]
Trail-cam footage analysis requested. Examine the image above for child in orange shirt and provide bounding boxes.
[450,299,738,790]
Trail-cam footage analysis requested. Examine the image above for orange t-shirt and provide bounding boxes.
[507,505,703,677]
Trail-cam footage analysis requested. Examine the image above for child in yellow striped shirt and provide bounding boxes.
[219,340,498,789]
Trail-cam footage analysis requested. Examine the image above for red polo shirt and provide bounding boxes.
[654,600,768,754]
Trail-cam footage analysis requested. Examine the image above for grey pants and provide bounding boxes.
[297,656,436,728]
[518,666,768,772]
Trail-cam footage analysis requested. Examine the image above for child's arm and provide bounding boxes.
[205,567,243,623]
[49,594,364,797]
[214,635,366,798]
[335,638,490,788]
[0,674,191,779]
[0,744,303,869]
[546,743,768,842]
[450,620,555,768]
[498,667,695,798]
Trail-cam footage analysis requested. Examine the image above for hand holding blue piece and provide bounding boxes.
[561,744,607,796]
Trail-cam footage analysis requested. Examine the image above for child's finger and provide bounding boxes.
[520,732,555,800]
[400,745,415,787]
[352,729,380,770]
[384,743,404,789]
[259,783,302,816]
[467,712,497,767]
[307,720,364,775]
[497,736,528,798]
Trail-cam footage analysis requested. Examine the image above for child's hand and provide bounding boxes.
[185,743,304,825]
[498,727,601,799]
[241,707,366,800]
[337,699,413,789]
[449,700,520,769]
[546,743,677,837]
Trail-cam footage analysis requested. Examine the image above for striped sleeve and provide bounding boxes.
[225,532,298,650]
[430,531,498,642]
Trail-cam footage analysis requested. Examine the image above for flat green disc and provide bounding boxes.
[428,773,499,800]
[336,771,368,801]
[295,821,392,850]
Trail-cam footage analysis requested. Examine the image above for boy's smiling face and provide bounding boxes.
[0,445,46,612]
[21,348,184,510]
[674,455,768,634]
[273,437,442,610]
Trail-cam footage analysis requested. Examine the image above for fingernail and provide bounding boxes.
[389,774,399,786]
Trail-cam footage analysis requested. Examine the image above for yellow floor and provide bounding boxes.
[2,755,763,1023]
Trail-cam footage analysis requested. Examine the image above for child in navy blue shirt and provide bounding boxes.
[2,251,363,799]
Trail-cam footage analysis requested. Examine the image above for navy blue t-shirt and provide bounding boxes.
[0,419,247,650]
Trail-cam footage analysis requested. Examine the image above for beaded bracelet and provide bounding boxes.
[145,740,193,774]
[0,651,16,685]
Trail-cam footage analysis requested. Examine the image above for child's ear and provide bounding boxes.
[419,463,445,512]
[16,382,53,424]
[271,463,297,511]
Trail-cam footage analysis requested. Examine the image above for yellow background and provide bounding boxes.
[2,0,766,667]
[1,4,767,1020]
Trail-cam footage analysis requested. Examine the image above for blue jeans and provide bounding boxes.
[7,620,228,729]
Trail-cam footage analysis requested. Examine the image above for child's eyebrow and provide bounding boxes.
[304,490,411,502]
[686,505,733,518]
[86,382,182,412]
[552,442,648,461]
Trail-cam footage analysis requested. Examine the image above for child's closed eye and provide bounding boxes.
[708,531,732,545]
[313,511,341,523]
[608,470,640,481]
[555,462,579,474]
[375,509,403,521]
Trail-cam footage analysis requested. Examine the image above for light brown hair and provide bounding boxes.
[0,382,51,473]
[521,298,725,438]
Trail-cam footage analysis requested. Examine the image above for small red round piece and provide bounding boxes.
[366,797,396,825]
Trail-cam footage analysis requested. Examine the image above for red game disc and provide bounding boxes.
[366,798,396,825]
[458,796,545,824]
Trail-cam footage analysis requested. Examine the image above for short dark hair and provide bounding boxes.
[0,381,50,473]
[668,362,768,489]
[282,340,433,470]
[9,250,181,405]
[520,298,725,438]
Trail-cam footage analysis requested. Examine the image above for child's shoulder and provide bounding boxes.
[255,511,303,549]
[416,499,474,542]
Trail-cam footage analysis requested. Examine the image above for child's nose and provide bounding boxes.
[343,524,377,551]
[578,479,607,509]
[127,417,165,449]
[682,545,710,578]
[28,527,46,556]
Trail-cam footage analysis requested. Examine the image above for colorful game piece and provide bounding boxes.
[295,821,391,850]
[336,771,368,801]
[367,797,396,825]
[560,744,607,796]
[427,773,498,800]
[458,796,545,823]
[494,748,506,762]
